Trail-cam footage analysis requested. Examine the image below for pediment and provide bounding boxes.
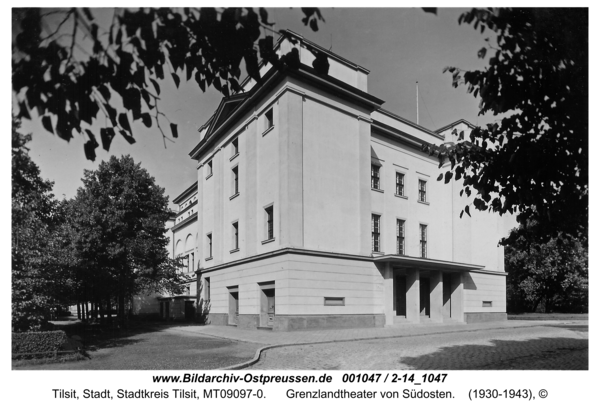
[206,92,249,137]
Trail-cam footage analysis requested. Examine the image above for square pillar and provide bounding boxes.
[451,273,464,322]
[430,270,444,323]
[358,116,373,256]
[278,91,304,248]
[383,263,394,325]
[406,269,420,323]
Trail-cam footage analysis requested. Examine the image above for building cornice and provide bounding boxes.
[435,119,476,134]
[198,247,486,275]
[371,120,428,150]
[174,200,198,218]
[376,108,445,141]
[171,213,198,232]
[173,182,199,204]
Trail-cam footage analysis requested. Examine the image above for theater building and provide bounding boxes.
[179,30,513,331]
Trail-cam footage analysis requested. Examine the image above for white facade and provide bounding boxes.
[174,31,512,330]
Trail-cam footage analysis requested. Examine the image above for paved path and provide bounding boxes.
[251,325,588,370]
[169,320,588,370]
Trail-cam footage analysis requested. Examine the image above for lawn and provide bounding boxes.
[13,322,261,370]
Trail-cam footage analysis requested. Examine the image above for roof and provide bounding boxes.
[435,119,476,134]
[172,181,198,204]
[375,108,445,141]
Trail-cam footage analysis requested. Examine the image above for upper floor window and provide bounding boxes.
[419,224,427,258]
[371,165,381,190]
[231,138,239,157]
[396,172,405,196]
[232,166,239,196]
[206,233,213,259]
[265,205,274,241]
[418,179,427,203]
[264,108,274,132]
[232,222,239,251]
[206,160,213,178]
[396,219,405,255]
[372,214,381,253]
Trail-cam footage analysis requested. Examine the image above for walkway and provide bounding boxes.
[168,319,587,369]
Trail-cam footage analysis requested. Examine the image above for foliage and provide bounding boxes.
[12,7,323,160]
[505,223,587,313]
[12,330,69,358]
[422,8,588,244]
[69,155,184,323]
[12,118,60,331]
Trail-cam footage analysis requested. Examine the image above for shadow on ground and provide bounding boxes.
[14,322,261,370]
[58,321,194,351]
[399,336,588,370]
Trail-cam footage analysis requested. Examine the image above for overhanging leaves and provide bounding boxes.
[429,8,587,243]
[12,8,325,160]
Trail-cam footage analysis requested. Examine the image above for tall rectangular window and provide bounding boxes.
[265,206,274,240]
[372,214,381,252]
[206,233,213,258]
[207,160,213,178]
[232,138,239,156]
[190,253,194,272]
[418,179,427,202]
[396,219,405,255]
[420,224,427,258]
[232,222,239,250]
[371,165,380,190]
[396,172,405,196]
[232,166,239,195]
[265,107,274,130]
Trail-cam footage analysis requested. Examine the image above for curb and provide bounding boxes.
[216,320,575,370]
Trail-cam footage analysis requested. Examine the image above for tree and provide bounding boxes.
[69,155,183,325]
[422,8,588,244]
[505,223,588,313]
[12,117,60,331]
[12,7,324,160]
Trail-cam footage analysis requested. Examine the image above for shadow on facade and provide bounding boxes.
[398,336,588,370]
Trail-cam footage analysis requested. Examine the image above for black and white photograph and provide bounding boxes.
[9,4,593,407]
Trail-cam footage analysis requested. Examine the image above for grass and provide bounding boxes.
[12,352,86,368]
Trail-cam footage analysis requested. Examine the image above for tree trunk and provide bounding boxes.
[97,297,105,324]
[77,301,81,320]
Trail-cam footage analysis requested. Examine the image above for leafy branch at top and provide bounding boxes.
[422,8,588,244]
[12,7,324,161]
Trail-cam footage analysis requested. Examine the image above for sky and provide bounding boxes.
[10,7,578,207]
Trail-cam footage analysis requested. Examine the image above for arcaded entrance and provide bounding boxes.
[394,275,406,317]
[382,260,468,325]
